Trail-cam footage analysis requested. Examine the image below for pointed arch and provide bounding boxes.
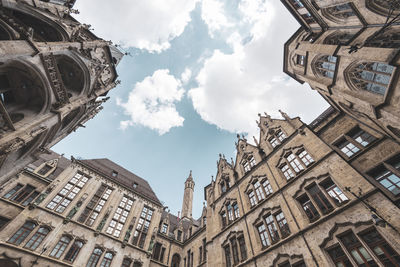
[321,3,356,23]
[366,0,400,17]
[312,55,337,79]
[323,30,356,45]
[344,61,395,95]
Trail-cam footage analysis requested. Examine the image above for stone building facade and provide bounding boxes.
[0,0,123,183]
[281,0,400,144]
[1,107,400,267]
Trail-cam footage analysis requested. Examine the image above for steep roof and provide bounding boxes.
[28,151,71,180]
[80,158,161,206]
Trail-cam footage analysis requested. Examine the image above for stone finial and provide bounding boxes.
[253,136,259,146]
[231,158,234,166]
[279,109,290,120]
[236,134,240,140]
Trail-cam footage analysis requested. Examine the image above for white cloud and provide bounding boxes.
[181,68,192,84]
[189,0,329,140]
[74,0,199,52]
[201,0,232,37]
[117,69,185,134]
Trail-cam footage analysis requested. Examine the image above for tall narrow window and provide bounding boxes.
[340,232,378,267]
[350,127,376,147]
[308,184,334,214]
[78,184,112,226]
[269,136,279,148]
[254,181,265,201]
[8,221,37,245]
[301,12,316,24]
[86,248,103,267]
[161,223,168,234]
[238,236,247,261]
[224,245,232,267]
[336,138,360,157]
[287,153,304,173]
[365,30,400,49]
[275,212,290,238]
[221,211,227,228]
[233,203,240,219]
[106,196,134,237]
[64,240,83,262]
[132,206,153,248]
[315,55,337,78]
[24,227,50,250]
[100,252,114,267]
[298,194,320,222]
[327,245,353,267]
[257,224,271,247]
[248,191,257,207]
[231,239,239,265]
[265,214,280,243]
[50,235,71,258]
[47,173,89,213]
[289,0,303,9]
[361,229,400,266]
[281,164,295,180]
[347,62,394,95]
[296,55,305,66]
[263,179,273,196]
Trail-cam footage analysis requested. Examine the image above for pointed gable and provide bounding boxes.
[234,135,260,177]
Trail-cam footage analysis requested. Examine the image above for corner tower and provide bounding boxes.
[181,170,195,219]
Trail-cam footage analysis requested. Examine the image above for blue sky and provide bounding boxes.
[54,0,329,218]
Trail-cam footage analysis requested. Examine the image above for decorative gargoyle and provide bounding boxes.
[29,183,58,210]
[95,206,113,236]
[63,193,88,224]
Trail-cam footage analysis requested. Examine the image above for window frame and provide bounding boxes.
[334,126,377,159]
[279,148,314,180]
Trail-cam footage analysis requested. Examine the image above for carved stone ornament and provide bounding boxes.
[0,137,25,155]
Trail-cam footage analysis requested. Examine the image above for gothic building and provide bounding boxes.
[0,0,123,183]
[1,106,400,267]
[281,0,400,144]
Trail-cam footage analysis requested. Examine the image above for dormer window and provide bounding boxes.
[177,230,182,241]
[38,164,53,176]
[161,223,168,234]
[133,182,138,189]
[220,175,230,194]
[289,0,304,9]
[112,171,118,177]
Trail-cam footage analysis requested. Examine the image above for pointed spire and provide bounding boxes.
[186,170,193,182]
[279,109,291,121]
[231,157,234,166]
[253,136,259,146]
[237,134,240,140]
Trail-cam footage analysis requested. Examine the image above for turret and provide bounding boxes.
[181,170,195,220]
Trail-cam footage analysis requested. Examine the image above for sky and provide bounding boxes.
[53,0,329,219]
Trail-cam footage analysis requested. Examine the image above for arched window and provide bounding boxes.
[322,3,356,22]
[86,247,103,267]
[50,235,71,258]
[24,226,50,250]
[366,0,400,17]
[100,252,114,267]
[0,62,46,132]
[278,148,314,180]
[10,9,65,42]
[171,254,181,267]
[64,240,84,262]
[122,258,132,267]
[55,55,85,96]
[314,55,337,79]
[346,62,394,95]
[323,31,355,45]
[8,221,37,245]
[365,30,400,49]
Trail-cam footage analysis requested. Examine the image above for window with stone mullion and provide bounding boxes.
[369,163,400,196]
[238,236,247,261]
[100,252,113,267]
[248,191,257,207]
[287,153,304,173]
[50,235,71,258]
[275,211,290,238]
[257,224,271,247]
[106,196,134,237]
[78,184,112,226]
[320,178,348,205]
[86,247,103,267]
[132,206,153,248]
[24,226,50,250]
[8,221,37,245]
[281,163,295,180]
[46,173,89,213]
[254,181,265,201]
[298,194,320,222]
[64,240,83,262]
[224,245,232,267]
[262,179,273,196]
[361,229,400,266]
[339,231,378,267]
[231,238,240,265]
[265,214,280,243]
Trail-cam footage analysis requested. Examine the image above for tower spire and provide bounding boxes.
[181,170,195,220]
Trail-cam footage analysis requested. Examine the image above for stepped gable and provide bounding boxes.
[81,158,161,205]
